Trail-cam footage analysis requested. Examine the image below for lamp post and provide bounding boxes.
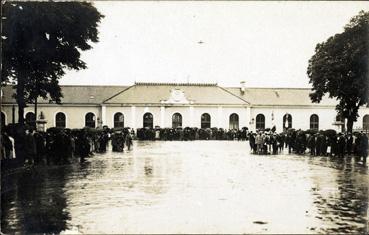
[36,111,47,132]
[271,111,275,126]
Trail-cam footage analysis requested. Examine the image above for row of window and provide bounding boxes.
[1,112,369,130]
[255,113,318,130]
[18,112,239,129]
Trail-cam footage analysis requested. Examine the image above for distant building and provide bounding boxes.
[1,82,369,132]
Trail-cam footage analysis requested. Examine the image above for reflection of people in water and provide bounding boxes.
[312,162,368,234]
[144,159,153,177]
[2,167,70,234]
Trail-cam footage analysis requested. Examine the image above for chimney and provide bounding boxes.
[240,81,246,94]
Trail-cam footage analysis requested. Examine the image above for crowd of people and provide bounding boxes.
[111,130,133,152]
[249,129,368,162]
[1,125,135,170]
[136,127,249,141]
[1,124,368,171]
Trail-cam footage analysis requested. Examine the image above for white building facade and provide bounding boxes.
[1,82,369,133]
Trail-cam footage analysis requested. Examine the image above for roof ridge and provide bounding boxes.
[226,87,312,90]
[103,85,135,103]
[135,82,217,86]
[217,86,250,105]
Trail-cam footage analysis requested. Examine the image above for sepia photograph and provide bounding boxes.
[1,1,369,234]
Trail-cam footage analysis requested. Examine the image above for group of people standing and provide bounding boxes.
[249,129,368,162]
[1,124,368,171]
[111,129,133,152]
[1,125,135,170]
[136,127,249,141]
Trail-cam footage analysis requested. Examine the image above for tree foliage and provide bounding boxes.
[307,11,369,132]
[2,2,104,123]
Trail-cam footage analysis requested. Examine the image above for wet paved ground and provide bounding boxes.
[2,141,369,234]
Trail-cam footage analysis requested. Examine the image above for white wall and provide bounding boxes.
[102,105,249,129]
[104,106,132,128]
[2,105,101,129]
[134,106,161,128]
[249,106,369,132]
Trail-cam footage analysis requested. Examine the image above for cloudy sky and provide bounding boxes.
[60,1,368,88]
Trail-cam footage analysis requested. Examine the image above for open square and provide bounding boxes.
[2,141,368,234]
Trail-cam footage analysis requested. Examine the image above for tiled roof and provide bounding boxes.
[226,87,338,106]
[1,83,339,106]
[103,83,249,105]
[1,85,128,104]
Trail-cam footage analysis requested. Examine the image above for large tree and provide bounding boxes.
[1,2,103,124]
[307,11,369,133]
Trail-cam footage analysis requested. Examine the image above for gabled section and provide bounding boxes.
[103,83,249,105]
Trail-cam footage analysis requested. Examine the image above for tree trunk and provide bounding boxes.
[16,72,26,125]
[346,117,354,133]
[34,97,37,128]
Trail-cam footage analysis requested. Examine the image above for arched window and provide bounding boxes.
[143,112,153,128]
[201,113,211,128]
[229,113,239,130]
[114,112,124,128]
[55,112,66,128]
[25,112,36,128]
[172,113,182,128]
[85,112,96,128]
[310,114,319,130]
[283,114,292,129]
[255,114,265,130]
[1,112,6,128]
[363,115,369,131]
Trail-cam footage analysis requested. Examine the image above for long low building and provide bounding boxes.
[1,82,369,133]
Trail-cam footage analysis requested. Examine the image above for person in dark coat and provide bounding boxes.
[271,134,278,155]
[321,135,328,156]
[45,132,54,165]
[278,134,285,153]
[77,131,90,162]
[111,132,118,152]
[346,133,353,155]
[126,132,133,151]
[53,131,65,164]
[249,132,256,154]
[116,132,125,152]
[99,131,108,153]
[337,133,346,158]
[315,134,323,156]
[34,131,46,165]
[62,130,73,164]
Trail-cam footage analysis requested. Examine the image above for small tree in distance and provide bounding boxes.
[307,11,369,133]
[2,2,104,124]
